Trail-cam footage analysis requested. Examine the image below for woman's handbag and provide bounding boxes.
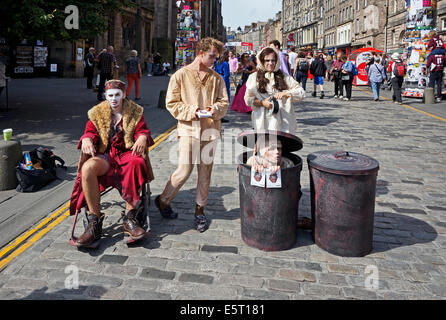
[341,73,351,81]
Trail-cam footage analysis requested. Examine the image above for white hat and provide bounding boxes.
[391,52,400,60]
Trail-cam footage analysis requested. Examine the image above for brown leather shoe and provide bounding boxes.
[123,209,146,240]
[75,214,103,247]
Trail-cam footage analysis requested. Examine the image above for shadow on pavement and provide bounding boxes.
[297,117,341,126]
[68,186,237,254]
[372,211,437,253]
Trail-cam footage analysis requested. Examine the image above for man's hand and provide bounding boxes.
[131,135,147,156]
[81,138,96,157]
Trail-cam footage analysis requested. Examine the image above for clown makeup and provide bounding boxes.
[106,89,125,110]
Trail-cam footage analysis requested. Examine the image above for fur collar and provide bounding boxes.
[88,99,144,153]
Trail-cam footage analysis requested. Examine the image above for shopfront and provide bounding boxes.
[12,40,49,78]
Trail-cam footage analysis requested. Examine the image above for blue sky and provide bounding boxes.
[221,0,282,31]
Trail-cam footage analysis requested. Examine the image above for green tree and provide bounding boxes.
[0,0,134,43]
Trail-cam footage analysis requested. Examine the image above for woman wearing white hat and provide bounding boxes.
[387,52,405,105]
[244,47,305,134]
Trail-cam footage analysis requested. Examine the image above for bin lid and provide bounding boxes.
[307,150,379,175]
[237,130,303,153]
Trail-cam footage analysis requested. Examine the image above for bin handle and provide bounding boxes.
[334,151,350,159]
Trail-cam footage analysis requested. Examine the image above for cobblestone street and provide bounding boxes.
[0,82,445,300]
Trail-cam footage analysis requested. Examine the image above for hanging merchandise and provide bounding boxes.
[403,0,437,98]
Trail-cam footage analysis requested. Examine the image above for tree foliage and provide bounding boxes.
[0,0,134,43]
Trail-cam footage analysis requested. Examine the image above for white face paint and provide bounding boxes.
[105,89,124,109]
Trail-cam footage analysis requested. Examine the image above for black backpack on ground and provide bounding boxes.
[15,147,66,192]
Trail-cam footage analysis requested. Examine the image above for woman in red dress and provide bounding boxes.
[230,53,257,113]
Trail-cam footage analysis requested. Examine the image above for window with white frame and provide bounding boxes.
[442,18,446,30]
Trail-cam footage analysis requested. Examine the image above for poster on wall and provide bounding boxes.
[14,45,33,74]
[403,0,437,98]
[34,46,48,67]
[175,0,201,68]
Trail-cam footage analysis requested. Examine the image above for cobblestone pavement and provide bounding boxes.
[0,82,445,300]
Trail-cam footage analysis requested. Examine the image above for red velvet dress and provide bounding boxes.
[70,115,153,215]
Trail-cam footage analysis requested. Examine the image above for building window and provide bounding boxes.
[364,0,367,8]
[392,29,396,45]
[442,18,446,31]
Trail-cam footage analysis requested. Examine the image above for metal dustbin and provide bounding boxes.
[307,150,380,257]
[237,130,303,251]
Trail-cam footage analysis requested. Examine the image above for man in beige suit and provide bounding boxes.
[155,38,229,232]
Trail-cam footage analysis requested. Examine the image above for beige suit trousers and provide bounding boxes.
[160,136,218,207]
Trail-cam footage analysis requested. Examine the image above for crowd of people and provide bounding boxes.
[84,32,446,109]
[84,48,170,102]
[72,34,446,248]
[72,37,312,248]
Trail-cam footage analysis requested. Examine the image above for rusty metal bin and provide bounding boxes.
[307,151,379,257]
[237,130,303,251]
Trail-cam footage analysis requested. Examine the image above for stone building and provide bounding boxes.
[323,0,337,55]
[46,0,178,78]
[201,0,226,42]
[239,22,267,52]
[438,0,446,36]
[282,0,322,52]
[265,12,283,47]
[351,0,387,53]
[335,0,353,56]
[386,0,406,54]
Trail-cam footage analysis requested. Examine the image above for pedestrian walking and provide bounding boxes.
[340,55,354,101]
[270,40,289,75]
[293,51,310,91]
[147,54,153,77]
[330,52,344,99]
[387,52,405,105]
[153,52,162,75]
[125,50,142,100]
[214,50,231,101]
[288,46,298,77]
[307,52,314,81]
[84,47,96,89]
[228,50,239,87]
[310,51,327,99]
[155,37,229,233]
[231,52,256,114]
[244,46,305,133]
[97,46,116,101]
[368,57,387,101]
[426,50,446,102]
